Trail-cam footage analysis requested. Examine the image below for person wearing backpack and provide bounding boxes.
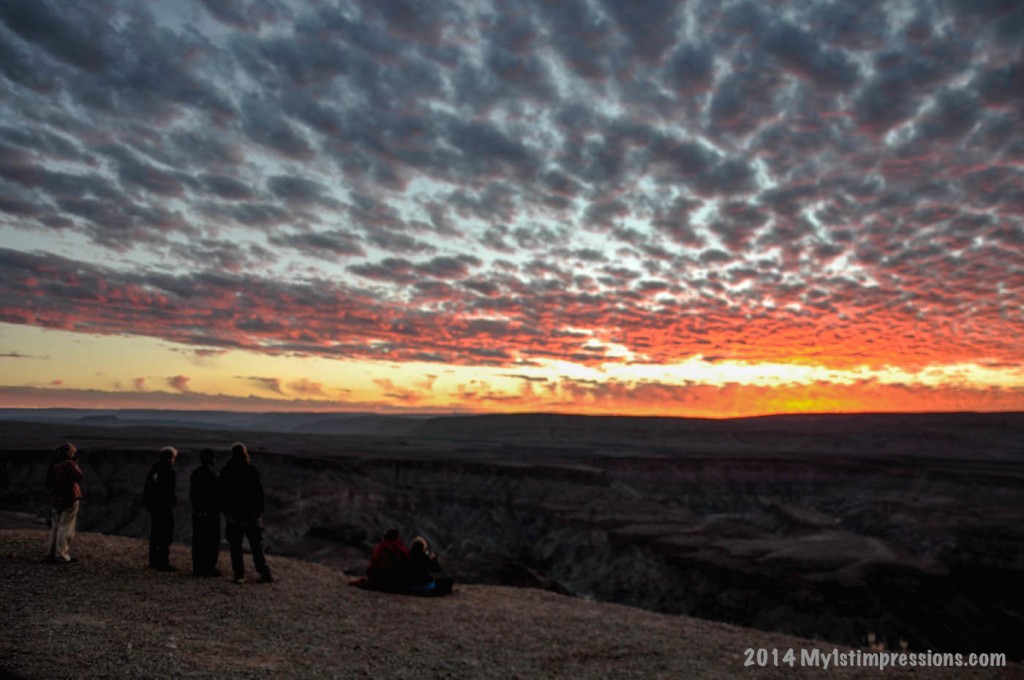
[45,442,83,563]
[144,446,179,572]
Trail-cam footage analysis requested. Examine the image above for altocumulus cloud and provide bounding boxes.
[0,0,1019,390]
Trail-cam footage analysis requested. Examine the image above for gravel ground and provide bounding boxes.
[0,529,1018,679]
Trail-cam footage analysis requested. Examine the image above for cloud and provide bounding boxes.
[0,243,1021,374]
[200,175,253,201]
[267,175,333,206]
[167,375,190,392]
[0,0,109,73]
[0,0,1019,416]
[0,384,473,414]
[240,99,314,160]
[270,230,364,259]
[287,379,325,397]
[372,377,425,403]
[240,376,284,395]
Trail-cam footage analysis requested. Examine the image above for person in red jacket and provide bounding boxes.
[45,442,83,563]
[366,528,409,591]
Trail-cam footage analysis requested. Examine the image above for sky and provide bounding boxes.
[0,0,1022,418]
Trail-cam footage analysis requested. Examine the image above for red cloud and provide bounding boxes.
[0,237,1020,386]
[168,375,190,392]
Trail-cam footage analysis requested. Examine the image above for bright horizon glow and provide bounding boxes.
[2,324,1021,419]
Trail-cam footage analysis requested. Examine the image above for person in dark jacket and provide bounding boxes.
[219,442,273,584]
[189,448,220,577]
[405,536,454,596]
[45,442,83,563]
[144,446,178,571]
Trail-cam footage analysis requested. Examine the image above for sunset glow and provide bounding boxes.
[0,1,1022,417]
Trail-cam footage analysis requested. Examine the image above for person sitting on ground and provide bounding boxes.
[405,536,454,596]
[45,442,83,564]
[144,446,178,572]
[365,528,409,592]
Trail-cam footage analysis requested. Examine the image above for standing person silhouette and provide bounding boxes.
[45,442,83,563]
[190,448,221,577]
[219,442,274,584]
[144,446,178,571]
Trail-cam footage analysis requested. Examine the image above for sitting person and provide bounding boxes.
[364,528,409,592]
[404,536,454,596]
[351,529,454,596]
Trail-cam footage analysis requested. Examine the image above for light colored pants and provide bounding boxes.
[48,501,80,562]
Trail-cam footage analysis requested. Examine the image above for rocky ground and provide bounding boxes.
[2,528,1019,680]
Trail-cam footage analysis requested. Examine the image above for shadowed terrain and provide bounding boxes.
[1,411,1022,659]
[7,529,1021,679]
